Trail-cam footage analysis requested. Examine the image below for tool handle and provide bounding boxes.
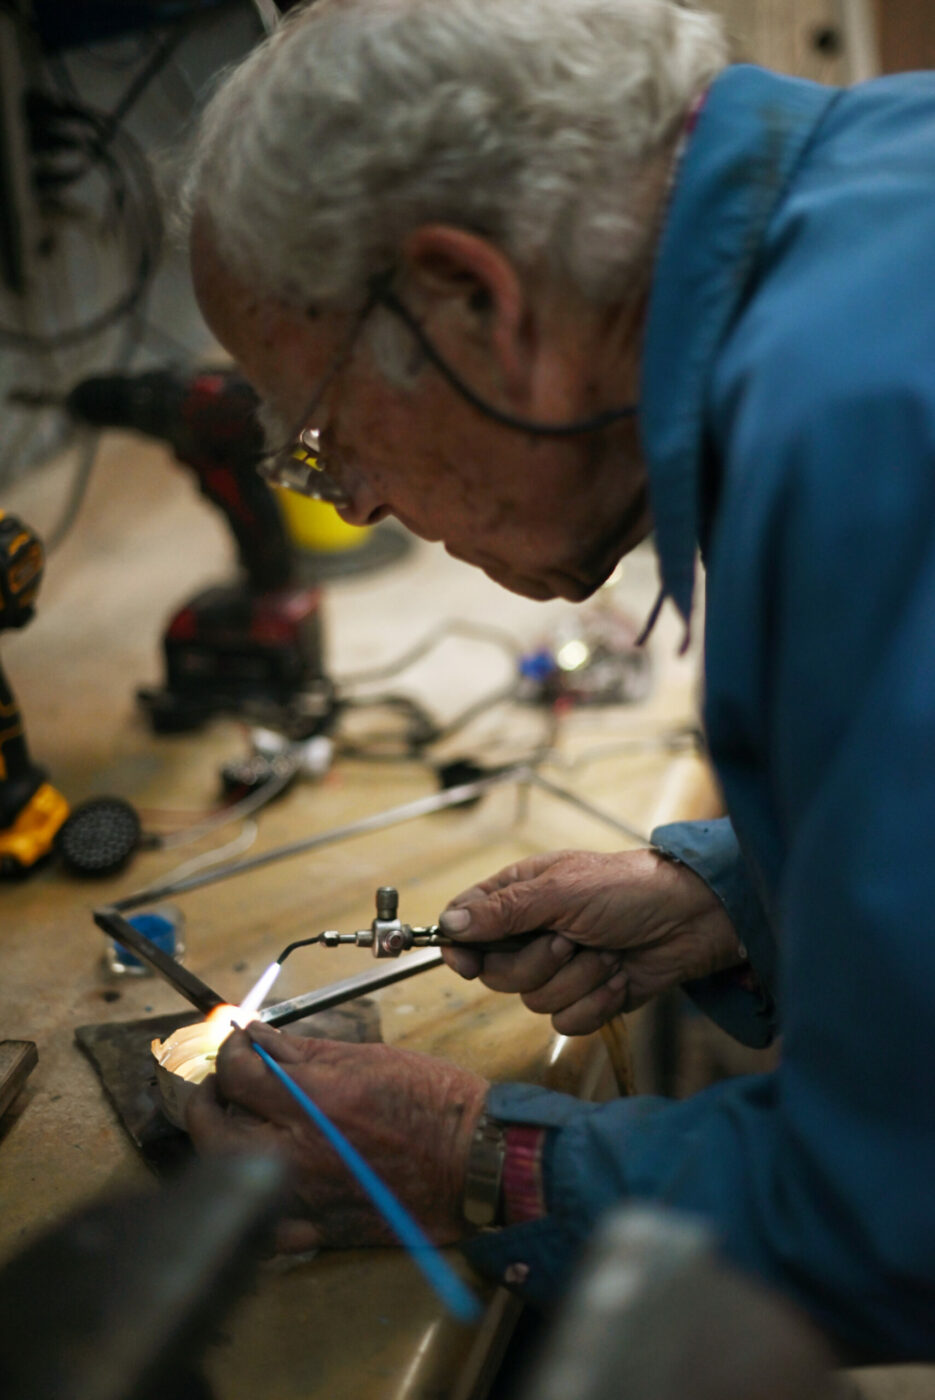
[439,930,546,956]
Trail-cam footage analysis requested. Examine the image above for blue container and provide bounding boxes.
[107,908,184,976]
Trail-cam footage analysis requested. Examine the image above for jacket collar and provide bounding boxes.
[639,65,840,625]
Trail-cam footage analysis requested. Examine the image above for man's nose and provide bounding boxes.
[336,489,391,528]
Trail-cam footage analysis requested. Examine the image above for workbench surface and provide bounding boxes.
[0,434,710,1399]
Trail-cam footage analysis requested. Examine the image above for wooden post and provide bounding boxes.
[872,0,935,72]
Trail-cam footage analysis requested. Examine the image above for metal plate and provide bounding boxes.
[76,999,382,1177]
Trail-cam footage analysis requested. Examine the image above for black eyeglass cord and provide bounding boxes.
[376,286,639,439]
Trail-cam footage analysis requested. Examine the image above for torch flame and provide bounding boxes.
[237,960,283,1021]
[201,961,282,1034]
[204,1002,256,1033]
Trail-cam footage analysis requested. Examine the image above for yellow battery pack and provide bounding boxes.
[0,782,69,874]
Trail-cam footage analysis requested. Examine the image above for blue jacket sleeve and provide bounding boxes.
[465,384,935,1363]
[650,817,778,1046]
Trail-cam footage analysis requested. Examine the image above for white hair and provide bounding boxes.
[185,0,726,311]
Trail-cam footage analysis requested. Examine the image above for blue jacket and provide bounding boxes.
[464,65,935,1360]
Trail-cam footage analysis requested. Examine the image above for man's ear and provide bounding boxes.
[400,225,533,401]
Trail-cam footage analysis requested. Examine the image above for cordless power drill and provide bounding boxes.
[64,368,328,733]
[0,513,69,874]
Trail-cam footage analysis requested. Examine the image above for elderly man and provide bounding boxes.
[184,0,935,1361]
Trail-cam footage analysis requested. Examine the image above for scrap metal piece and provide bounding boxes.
[0,1039,37,1119]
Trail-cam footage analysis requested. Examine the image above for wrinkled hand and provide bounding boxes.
[187,1022,488,1253]
[439,849,743,1035]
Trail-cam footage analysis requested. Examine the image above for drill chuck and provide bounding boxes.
[65,368,292,593]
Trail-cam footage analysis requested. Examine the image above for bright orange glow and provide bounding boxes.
[205,1002,256,1032]
[205,1003,237,1027]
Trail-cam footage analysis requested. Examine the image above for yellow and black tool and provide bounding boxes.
[0,512,68,875]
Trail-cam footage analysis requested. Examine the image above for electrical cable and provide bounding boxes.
[110,764,646,915]
[41,276,154,552]
[137,804,225,826]
[137,819,259,893]
[335,619,520,688]
[44,429,102,551]
[0,92,162,351]
[71,33,158,72]
[332,670,564,767]
[333,694,440,761]
[333,683,528,762]
[125,768,295,903]
[331,619,527,762]
[542,726,703,774]
[1,54,163,533]
[156,756,300,851]
[90,25,191,160]
[432,679,521,743]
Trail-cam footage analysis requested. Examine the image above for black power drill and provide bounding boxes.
[64,368,329,733]
[0,512,69,874]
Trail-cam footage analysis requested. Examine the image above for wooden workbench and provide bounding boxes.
[0,433,714,1399]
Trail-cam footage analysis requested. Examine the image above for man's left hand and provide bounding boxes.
[187,1022,489,1253]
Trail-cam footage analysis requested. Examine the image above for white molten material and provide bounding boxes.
[152,983,273,1129]
[152,1015,235,1129]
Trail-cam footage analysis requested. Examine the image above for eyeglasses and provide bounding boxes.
[257,423,350,506]
[256,276,391,508]
[257,274,640,505]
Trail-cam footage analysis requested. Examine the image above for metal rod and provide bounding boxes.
[112,763,647,916]
[260,950,444,1027]
[93,909,226,1015]
[112,768,522,913]
[526,770,648,844]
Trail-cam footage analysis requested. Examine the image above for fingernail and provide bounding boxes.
[608,970,628,991]
[600,951,619,967]
[440,907,471,934]
[550,935,574,960]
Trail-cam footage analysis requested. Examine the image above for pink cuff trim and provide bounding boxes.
[502,1125,547,1225]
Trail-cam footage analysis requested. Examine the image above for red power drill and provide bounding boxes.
[64,368,329,733]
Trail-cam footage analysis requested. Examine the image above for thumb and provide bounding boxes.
[438,876,563,943]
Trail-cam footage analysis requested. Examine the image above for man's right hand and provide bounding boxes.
[438,849,744,1034]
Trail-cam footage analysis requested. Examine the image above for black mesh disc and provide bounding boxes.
[56,797,142,877]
